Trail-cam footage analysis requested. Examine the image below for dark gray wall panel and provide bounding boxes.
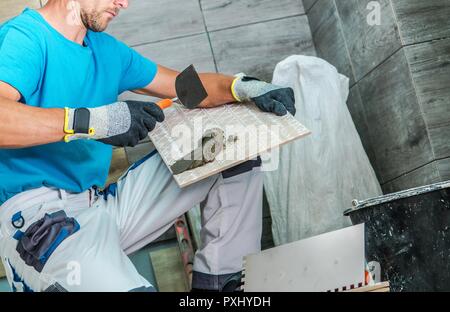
[304,0,450,192]
[133,34,216,72]
[335,0,402,81]
[382,162,441,194]
[308,0,355,84]
[303,0,319,13]
[107,0,204,46]
[0,0,41,23]
[261,216,275,250]
[202,0,305,31]
[119,34,216,102]
[307,0,334,34]
[405,38,450,160]
[358,49,433,183]
[438,158,450,181]
[391,0,450,45]
[347,86,378,174]
[210,16,315,82]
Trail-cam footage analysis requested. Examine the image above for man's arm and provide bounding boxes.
[134,64,296,116]
[0,81,164,149]
[0,82,65,148]
[134,65,235,108]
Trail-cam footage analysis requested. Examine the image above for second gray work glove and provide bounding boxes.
[231,74,296,116]
[64,100,165,147]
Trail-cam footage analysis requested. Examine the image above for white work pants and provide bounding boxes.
[0,151,263,292]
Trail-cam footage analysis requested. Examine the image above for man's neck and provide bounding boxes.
[38,0,87,46]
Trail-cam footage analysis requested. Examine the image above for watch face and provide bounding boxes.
[73,108,91,134]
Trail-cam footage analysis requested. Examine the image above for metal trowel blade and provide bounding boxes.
[175,64,208,109]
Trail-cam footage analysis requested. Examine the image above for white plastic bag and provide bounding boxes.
[264,55,382,245]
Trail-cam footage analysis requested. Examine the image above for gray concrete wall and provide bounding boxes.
[0,0,41,22]
[304,0,450,193]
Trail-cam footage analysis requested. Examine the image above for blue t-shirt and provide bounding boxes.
[0,8,158,205]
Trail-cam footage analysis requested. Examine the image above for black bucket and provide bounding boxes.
[344,181,450,292]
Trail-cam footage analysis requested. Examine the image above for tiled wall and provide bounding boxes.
[0,0,41,22]
[304,0,450,193]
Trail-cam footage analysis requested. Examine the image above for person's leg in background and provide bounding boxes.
[102,151,263,291]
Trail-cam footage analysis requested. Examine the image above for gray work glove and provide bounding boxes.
[64,100,165,147]
[231,74,296,116]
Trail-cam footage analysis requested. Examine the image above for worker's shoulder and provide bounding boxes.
[0,10,47,45]
[89,31,125,48]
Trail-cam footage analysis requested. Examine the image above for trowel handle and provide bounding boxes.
[157,98,173,110]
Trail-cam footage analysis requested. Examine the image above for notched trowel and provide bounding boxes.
[157,64,208,110]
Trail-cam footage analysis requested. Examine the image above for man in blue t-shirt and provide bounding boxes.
[0,0,296,292]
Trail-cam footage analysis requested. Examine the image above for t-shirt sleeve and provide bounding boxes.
[0,25,43,103]
[116,40,158,94]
